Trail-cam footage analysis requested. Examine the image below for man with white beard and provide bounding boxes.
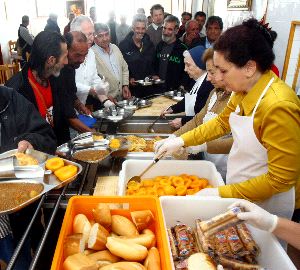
[154,15,189,92]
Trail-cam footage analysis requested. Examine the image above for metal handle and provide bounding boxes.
[138,151,166,178]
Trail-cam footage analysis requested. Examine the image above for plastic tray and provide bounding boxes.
[160,196,296,270]
[51,196,172,270]
[118,160,224,195]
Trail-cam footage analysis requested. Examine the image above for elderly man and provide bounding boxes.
[70,15,113,109]
[180,19,201,48]
[92,23,131,100]
[146,4,164,47]
[199,16,223,48]
[154,15,188,91]
[6,31,72,145]
[194,11,206,37]
[0,86,56,268]
[119,14,155,98]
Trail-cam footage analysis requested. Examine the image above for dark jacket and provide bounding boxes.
[5,64,70,145]
[44,19,60,33]
[0,86,56,154]
[18,24,32,60]
[170,75,214,125]
[154,39,190,91]
[194,36,207,48]
[119,32,155,80]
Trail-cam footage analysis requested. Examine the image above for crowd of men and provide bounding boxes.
[12,4,224,148]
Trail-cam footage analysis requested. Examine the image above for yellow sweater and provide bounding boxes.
[181,71,300,209]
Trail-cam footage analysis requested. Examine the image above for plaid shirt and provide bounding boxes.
[0,215,12,238]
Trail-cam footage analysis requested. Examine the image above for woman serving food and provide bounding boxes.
[155,18,300,221]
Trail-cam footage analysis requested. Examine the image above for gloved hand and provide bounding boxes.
[195,187,219,197]
[186,143,207,154]
[154,137,184,158]
[103,100,115,108]
[229,199,278,232]
[94,79,109,95]
[18,140,33,152]
[153,135,176,152]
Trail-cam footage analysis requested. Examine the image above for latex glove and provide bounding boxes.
[94,80,109,95]
[169,118,182,129]
[18,140,33,152]
[154,137,184,158]
[195,187,219,197]
[186,143,207,154]
[103,100,115,108]
[154,138,169,153]
[168,134,176,139]
[229,199,278,232]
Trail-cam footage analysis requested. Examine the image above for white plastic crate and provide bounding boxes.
[160,196,296,270]
[118,160,224,195]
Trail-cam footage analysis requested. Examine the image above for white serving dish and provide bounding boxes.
[118,160,224,195]
[160,196,296,270]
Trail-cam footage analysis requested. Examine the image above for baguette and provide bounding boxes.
[63,233,85,258]
[63,253,98,270]
[73,214,92,245]
[144,247,161,270]
[106,236,148,261]
[116,233,155,249]
[111,215,139,236]
[99,262,146,270]
[87,249,120,268]
[88,223,109,250]
[142,229,156,248]
[92,203,112,228]
[130,210,154,231]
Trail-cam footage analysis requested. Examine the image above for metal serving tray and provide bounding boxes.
[93,107,134,122]
[0,152,82,215]
[164,90,184,101]
[116,99,153,110]
[134,79,165,86]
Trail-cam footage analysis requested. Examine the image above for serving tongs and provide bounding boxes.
[126,151,166,188]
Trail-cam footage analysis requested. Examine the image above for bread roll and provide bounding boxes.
[99,262,146,270]
[187,253,216,270]
[88,223,109,250]
[116,233,155,249]
[106,237,148,261]
[63,233,85,258]
[141,229,156,248]
[87,249,120,263]
[92,203,112,228]
[130,210,154,231]
[63,253,98,270]
[144,247,161,270]
[111,215,138,236]
[73,214,91,245]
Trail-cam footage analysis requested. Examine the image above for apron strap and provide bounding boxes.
[251,77,274,118]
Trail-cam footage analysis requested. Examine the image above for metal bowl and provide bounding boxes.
[137,99,153,108]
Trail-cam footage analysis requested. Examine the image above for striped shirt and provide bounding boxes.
[0,214,12,238]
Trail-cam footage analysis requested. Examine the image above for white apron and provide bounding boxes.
[185,73,206,116]
[226,78,295,220]
[203,92,228,180]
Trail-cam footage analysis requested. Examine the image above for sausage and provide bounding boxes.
[236,223,260,256]
[200,207,243,233]
[218,255,264,270]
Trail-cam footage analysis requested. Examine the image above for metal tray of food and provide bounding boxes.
[92,107,134,122]
[134,78,165,86]
[164,90,184,101]
[70,137,129,164]
[113,134,169,158]
[0,151,82,215]
[116,99,153,110]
